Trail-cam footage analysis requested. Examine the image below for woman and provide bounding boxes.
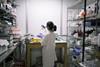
[41,21,57,67]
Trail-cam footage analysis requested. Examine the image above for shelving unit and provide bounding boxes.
[0,0,17,40]
[67,0,100,66]
[0,0,17,67]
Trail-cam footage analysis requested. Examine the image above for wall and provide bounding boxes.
[16,0,26,35]
[16,0,76,36]
[27,0,61,35]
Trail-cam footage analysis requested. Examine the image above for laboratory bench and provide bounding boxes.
[26,41,68,67]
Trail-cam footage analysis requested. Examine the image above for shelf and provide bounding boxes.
[0,45,17,63]
[68,14,99,21]
[67,35,83,40]
[0,33,10,36]
[68,0,96,9]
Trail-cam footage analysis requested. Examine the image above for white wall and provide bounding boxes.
[16,0,26,35]
[27,0,61,35]
[16,0,77,35]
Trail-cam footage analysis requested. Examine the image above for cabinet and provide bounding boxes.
[67,0,100,67]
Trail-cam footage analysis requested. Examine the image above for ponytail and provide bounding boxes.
[53,25,57,31]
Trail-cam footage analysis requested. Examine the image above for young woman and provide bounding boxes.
[41,21,57,67]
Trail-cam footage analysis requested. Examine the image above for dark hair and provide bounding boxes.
[46,21,57,32]
[54,25,57,31]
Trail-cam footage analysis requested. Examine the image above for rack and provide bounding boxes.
[68,0,97,9]
[0,0,17,40]
[67,0,100,66]
[0,1,18,67]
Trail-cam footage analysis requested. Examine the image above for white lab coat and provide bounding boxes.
[41,32,57,67]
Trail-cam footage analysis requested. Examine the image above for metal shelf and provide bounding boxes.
[67,0,100,64]
[67,13,100,21]
[68,0,96,9]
